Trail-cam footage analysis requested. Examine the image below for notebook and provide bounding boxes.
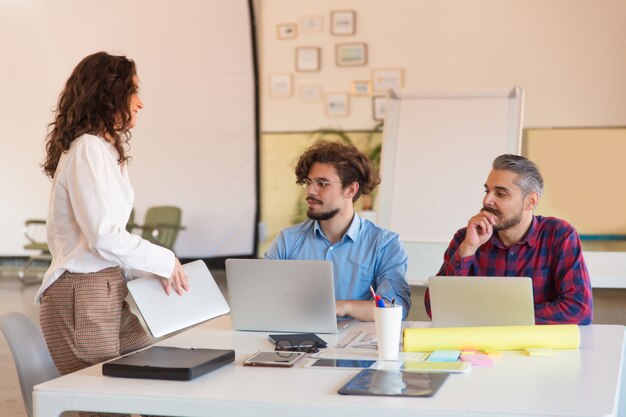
[102,346,234,380]
[225,259,339,334]
[428,276,535,327]
[127,260,230,337]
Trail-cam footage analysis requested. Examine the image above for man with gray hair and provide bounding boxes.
[425,154,593,324]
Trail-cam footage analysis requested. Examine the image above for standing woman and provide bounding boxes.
[37,52,189,382]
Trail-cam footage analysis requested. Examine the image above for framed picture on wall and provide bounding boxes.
[276,23,297,39]
[336,43,367,67]
[372,68,403,93]
[325,93,349,117]
[301,15,323,33]
[372,95,387,121]
[296,47,321,72]
[331,10,355,35]
[269,74,293,98]
[300,85,322,101]
[351,80,372,96]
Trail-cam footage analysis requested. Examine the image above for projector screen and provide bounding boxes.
[0,0,258,258]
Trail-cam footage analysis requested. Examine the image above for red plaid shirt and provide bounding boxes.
[425,215,593,325]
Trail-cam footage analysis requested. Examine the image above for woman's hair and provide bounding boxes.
[295,141,381,202]
[42,51,138,178]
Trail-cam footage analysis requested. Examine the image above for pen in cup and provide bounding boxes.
[370,285,386,308]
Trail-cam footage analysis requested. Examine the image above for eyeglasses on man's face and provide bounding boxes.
[300,177,343,191]
[274,339,319,353]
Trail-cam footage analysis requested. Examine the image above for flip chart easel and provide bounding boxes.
[377,88,524,283]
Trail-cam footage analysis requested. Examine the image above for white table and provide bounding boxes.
[34,317,626,417]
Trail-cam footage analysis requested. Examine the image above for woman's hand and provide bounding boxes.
[161,258,190,295]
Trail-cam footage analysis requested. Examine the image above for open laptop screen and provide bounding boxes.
[226,259,339,334]
[428,276,535,327]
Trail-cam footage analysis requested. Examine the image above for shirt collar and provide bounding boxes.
[313,212,362,243]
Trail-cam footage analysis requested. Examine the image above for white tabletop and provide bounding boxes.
[34,317,626,417]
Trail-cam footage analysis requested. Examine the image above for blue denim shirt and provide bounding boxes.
[265,214,411,319]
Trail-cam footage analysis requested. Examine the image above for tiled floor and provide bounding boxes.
[0,265,227,417]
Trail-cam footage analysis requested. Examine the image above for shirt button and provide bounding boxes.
[509,251,515,255]
[329,247,334,251]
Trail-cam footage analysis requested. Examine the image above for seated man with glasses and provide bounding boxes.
[265,141,411,321]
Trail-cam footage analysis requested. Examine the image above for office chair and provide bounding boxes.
[19,219,52,285]
[0,312,60,417]
[132,206,185,251]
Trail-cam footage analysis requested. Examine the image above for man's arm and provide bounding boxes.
[264,230,288,260]
[372,236,411,320]
[424,229,475,318]
[534,230,593,325]
[336,300,375,321]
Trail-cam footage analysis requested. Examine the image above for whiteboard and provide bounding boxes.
[0,0,257,258]
[377,88,523,282]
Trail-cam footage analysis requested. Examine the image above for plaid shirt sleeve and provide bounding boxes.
[437,229,474,276]
[534,228,593,325]
[424,229,471,317]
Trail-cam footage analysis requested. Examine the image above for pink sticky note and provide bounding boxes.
[460,353,493,367]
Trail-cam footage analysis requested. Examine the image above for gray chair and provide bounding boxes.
[0,312,59,417]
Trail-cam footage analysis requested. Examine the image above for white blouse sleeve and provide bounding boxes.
[65,138,175,279]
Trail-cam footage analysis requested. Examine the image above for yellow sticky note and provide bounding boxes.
[482,349,501,357]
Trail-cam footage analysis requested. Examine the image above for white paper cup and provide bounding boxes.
[374,305,403,360]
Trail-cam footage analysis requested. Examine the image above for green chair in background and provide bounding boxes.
[19,219,51,285]
[132,206,185,251]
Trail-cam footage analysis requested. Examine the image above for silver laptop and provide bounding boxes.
[225,258,340,334]
[128,260,230,337]
[428,276,535,327]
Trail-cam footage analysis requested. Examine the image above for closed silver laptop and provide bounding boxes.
[226,259,339,334]
[428,276,535,327]
[128,260,230,338]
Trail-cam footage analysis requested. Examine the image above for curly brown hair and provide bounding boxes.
[295,141,381,202]
[42,52,138,178]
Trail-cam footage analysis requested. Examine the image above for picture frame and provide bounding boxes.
[372,95,387,121]
[268,74,293,98]
[300,85,322,102]
[301,15,323,33]
[325,93,349,117]
[336,43,367,67]
[276,23,297,40]
[372,68,404,93]
[351,80,372,96]
[296,47,321,72]
[331,10,356,36]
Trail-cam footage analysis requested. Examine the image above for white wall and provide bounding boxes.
[0,0,256,257]
[260,0,626,132]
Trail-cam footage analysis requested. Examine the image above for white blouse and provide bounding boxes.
[36,134,175,302]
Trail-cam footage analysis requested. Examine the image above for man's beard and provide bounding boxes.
[307,207,340,221]
[481,206,523,231]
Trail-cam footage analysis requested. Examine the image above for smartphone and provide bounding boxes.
[243,351,305,368]
[308,358,376,369]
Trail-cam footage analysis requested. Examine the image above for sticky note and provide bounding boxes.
[427,350,461,362]
[403,361,470,373]
[460,353,493,367]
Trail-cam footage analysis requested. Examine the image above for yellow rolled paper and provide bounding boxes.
[403,325,580,352]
